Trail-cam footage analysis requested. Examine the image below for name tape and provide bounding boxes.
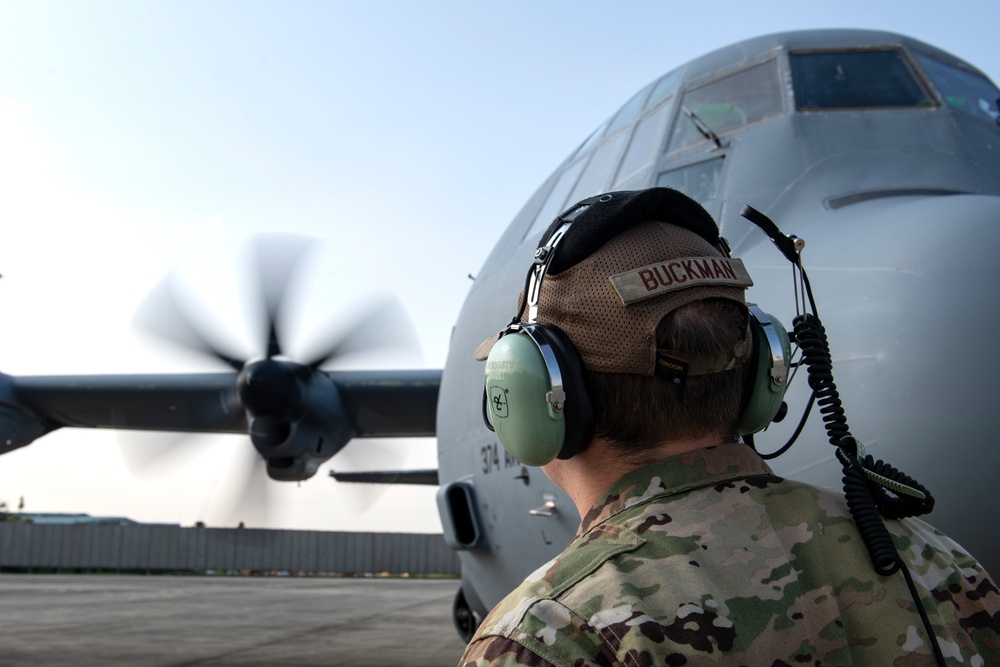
[610,256,753,305]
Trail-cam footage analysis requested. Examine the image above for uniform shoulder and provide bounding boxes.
[474,524,645,637]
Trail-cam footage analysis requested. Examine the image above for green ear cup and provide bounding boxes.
[484,333,566,466]
[737,306,792,435]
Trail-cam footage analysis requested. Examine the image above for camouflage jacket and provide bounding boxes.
[459,444,1000,666]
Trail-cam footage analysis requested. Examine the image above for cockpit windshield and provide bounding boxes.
[790,49,932,110]
[911,51,1000,123]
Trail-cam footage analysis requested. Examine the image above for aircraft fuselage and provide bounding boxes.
[436,28,1000,621]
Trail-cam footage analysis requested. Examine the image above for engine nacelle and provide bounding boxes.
[0,374,55,455]
[245,370,355,482]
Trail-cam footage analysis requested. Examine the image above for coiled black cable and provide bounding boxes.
[792,310,936,557]
[862,454,935,521]
[794,300,944,667]
[741,204,945,666]
[839,455,904,576]
[793,314,851,451]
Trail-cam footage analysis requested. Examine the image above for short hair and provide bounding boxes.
[583,298,748,463]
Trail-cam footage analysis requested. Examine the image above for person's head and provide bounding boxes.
[584,298,749,465]
[479,188,754,466]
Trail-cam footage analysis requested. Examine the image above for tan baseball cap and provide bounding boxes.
[475,189,754,376]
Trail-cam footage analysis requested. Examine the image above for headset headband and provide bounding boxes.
[523,195,607,323]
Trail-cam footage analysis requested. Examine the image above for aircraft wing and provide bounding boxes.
[0,369,440,481]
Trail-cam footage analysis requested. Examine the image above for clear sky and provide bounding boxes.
[1,1,997,533]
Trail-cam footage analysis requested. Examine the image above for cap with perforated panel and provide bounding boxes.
[537,220,750,375]
[474,188,754,375]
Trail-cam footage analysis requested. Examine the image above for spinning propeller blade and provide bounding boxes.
[120,234,424,525]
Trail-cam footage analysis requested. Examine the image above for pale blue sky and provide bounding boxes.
[1,1,997,531]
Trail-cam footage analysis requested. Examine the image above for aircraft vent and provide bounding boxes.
[436,478,487,550]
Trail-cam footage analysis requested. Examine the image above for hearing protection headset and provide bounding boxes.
[482,190,791,466]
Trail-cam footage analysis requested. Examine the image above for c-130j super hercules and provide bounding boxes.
[2,29,999,640]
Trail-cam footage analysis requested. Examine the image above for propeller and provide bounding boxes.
[126,234,421,525]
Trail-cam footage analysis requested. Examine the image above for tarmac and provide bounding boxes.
[0,574,468,667]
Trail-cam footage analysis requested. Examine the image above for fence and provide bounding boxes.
[0,523,460,575]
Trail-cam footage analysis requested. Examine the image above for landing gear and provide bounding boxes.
[452,586,481,643]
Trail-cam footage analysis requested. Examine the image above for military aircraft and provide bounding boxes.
[1,28,999,640]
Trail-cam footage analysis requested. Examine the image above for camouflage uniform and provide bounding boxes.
[459,444,1000,666]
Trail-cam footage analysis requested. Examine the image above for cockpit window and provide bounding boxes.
[645,70,681,111]
[911,51,1000,123]
[791,50,932,110]
[656,158,724,205]
[605,84,653,137]
[565,131,629,205]
[571,120,609,161]
[527,158,587,238]
[666,60,782,153]
[613,102,672,188]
